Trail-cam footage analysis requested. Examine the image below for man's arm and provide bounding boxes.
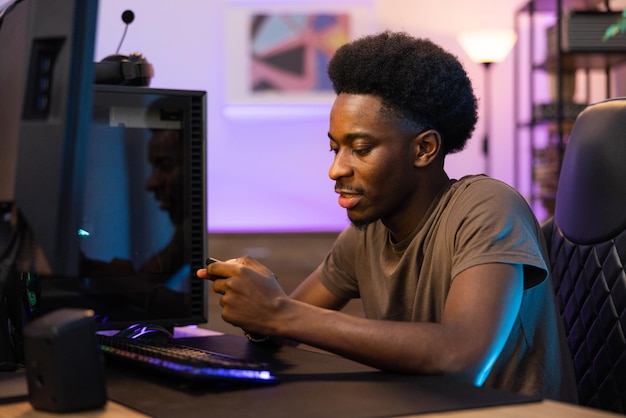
[289,271,349,310]
[200,259,523,385]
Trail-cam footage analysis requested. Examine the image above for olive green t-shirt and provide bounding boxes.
[316,175,578,402]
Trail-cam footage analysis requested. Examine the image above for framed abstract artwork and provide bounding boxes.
[223,0,376,110]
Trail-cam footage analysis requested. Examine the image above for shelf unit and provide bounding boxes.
[513,0,626,219]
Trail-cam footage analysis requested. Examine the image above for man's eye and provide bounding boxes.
[353,147,372,156]
[329,147,339,155]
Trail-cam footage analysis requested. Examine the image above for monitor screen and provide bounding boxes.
[34,85,208,330]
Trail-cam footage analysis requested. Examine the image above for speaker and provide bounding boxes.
[94,52,154,86]
[23,308,107,412]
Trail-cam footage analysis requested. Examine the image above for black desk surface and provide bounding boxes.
[102,334,539,418]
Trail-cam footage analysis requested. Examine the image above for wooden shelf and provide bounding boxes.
[539,52,626,71]
[513,0,621,216]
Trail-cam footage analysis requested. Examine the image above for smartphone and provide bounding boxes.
[205,257,226,279]
[205,257,221,265]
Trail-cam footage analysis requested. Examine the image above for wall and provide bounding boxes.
[93,0,529,233]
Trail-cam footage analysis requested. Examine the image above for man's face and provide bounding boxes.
[328,94,418,229]
[145,130,184,224]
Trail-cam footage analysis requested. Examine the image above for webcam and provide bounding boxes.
[94,52,154,86]
[93,10,154,86]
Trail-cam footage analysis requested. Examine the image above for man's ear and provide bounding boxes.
[414,129,442,167]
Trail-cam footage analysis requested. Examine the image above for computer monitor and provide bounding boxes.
[0,0,100,367]
[33,85,208,331]
[0,0,98,275]
[0,0,207,368]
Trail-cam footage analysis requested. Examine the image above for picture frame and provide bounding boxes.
[222,0,376,111]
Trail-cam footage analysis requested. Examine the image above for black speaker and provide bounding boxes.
[94,52,154,86]
[23,308,107,412]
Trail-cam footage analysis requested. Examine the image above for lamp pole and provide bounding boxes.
[482,61,492,175]
[457,28,517,178]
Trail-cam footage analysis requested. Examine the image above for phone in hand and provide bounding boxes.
[204,257,226,279]
[205,257,221,265]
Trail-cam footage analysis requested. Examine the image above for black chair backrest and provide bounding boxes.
[543,97,626,413]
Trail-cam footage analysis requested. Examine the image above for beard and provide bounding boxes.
[348,213,376,231]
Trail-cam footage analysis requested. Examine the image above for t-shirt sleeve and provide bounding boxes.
[447,178,548,289]
[315,226,361,299]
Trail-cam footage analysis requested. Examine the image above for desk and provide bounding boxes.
[0,397,619,417]
[0,334,621,418]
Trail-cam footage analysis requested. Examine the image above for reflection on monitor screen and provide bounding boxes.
[35,86,207,330]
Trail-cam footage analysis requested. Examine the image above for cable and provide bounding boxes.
[115,10,135,54]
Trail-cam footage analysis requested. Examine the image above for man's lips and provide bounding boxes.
[335,190,362,209]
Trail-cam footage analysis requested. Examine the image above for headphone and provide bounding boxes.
[93,10,154,86]
[94,52,154,86]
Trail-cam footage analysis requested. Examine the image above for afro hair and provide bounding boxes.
[327,31,478,155]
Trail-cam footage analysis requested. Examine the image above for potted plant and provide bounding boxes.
[604,9,626,40]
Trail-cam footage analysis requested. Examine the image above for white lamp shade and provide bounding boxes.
[457,29,517,64]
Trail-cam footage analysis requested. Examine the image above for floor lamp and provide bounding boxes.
[458,29,517,175]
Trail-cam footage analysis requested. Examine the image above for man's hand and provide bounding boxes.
[196,256,286,336]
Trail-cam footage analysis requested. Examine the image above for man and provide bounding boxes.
[198,31,578,402]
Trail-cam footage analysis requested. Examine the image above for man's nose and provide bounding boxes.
[328,149,352,180]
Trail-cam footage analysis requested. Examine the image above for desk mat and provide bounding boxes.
[105,334,540,418]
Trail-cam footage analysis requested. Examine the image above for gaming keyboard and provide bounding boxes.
[96,334,278,384]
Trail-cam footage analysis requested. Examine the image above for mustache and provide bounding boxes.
[334,183,364,194]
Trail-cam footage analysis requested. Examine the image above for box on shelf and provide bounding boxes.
[547,11,626,54]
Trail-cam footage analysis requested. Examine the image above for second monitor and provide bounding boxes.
[33,85,208,332]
